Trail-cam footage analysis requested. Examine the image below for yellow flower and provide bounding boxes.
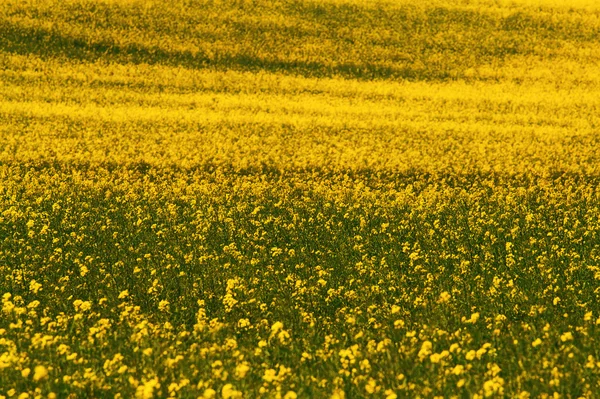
[360,359,371,371]
[33,365,48,381]
[271,321,284,334]
[277,329,291,344]
[463,312,480,324]
[560,332,573,342]
[418,341,432,361]
[202,389,216,398]
[135,377,160,399]
[438,291,451,303]
[221,384,242,399]
[73,300,91,312]
[283,392,297,399]
[237,318,251,328]
[29,280,42,294]
[483,377,505,397]
[532,338,542,347]
[21,367,31,378]
[158,300,170,312]
[118,290,129,299]
[235,362,250,378]
[262,368,277,383]
[27,300,39,309]
[330,389,346,399]
[365,378,377,394]
[465,350,476,361]
[553,297,561,305]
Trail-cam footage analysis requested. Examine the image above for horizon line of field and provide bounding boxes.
[2,0,600,84]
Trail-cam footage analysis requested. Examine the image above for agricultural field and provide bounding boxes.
[1,0,600,397]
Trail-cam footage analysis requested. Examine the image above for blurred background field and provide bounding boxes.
[1,0,600,398]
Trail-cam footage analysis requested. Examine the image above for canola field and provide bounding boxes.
[2,0,600,397]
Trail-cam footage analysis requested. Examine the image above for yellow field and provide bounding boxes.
[1,0,600,398]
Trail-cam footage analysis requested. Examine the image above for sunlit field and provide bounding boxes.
[1,0,600,397]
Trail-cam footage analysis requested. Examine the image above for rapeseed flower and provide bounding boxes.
[32,365,48,382]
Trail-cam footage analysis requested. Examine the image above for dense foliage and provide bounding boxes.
[1,0,600,398]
